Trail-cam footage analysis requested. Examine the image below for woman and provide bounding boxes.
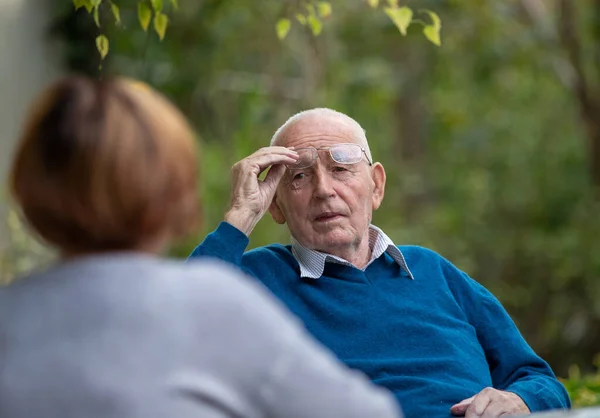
[0,76,401,418]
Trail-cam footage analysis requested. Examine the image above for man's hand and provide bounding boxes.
[450,388,530,417]
[225,146,298,236]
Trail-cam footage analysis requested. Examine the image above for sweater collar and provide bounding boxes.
[290,225,414,280]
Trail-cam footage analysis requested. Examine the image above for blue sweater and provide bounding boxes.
[189,222,570,417]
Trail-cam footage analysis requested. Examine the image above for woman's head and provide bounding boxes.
[10,75,200,255]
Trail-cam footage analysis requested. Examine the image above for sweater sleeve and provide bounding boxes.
[440,258,571,412]
[188,222,250,267]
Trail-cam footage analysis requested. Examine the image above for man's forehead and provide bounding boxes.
[278,116,356,146]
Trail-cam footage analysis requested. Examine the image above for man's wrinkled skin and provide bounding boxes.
[450,387,530,417]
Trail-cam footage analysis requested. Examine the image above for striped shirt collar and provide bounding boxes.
[290,225,415,280]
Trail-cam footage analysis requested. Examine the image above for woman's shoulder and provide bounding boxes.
[2,254,256,307]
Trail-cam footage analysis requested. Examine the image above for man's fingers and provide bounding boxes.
[452,389,528,418]
[263,164,287,190]
[450,403,469,416]
[450,395,475,415]
[482,399,512,418]
[483,391,529,417]
[251,146,297,155]
[247,146,299,165]
[240,151,298,175]
[465,392,492,418]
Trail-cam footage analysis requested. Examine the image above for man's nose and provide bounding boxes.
[312,166,336,199]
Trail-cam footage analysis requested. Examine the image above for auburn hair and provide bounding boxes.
[9,75,200,254]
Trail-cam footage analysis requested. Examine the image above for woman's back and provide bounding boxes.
[1,75,400,418]
[0,255,400,418]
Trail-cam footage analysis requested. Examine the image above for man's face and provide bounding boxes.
[269,116,386,254]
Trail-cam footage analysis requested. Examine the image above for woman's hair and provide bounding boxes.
[9,75,200,254]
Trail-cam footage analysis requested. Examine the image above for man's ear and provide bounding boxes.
[371,162,386,211]
[269,195,286,224]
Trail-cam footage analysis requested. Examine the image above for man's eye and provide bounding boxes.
[293,172,306,180]
[333,166,348,172]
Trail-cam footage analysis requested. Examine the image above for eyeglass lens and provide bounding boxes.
[287,144,363,169]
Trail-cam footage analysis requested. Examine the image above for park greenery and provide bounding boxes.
[71,0,442,60]
[562,358,600,408]
[2,0,600,407]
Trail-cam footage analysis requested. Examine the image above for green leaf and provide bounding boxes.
[317,1,332,18]
[72,0,87,10]
[384,6,413,36]
[153,12,169,40]
[138,2,152,31]
[421,9,441,30]
[170,0,178,9]
[387,0,398,7]
[90,0,101,6]
[421,9,441,46]
[296,14,307,25]
[423,25,441,46]
[74,0,93,13]
[276,18,291,40]
[151,0,163,12]
[305,3,317,18]
[110,2,121,25]
[307,14,322,35]
[93,5,100,27]
[367,0,379,8]
[96,34,109,60]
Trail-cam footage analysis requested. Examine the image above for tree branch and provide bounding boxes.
[558,0,596,121]
[519,0,575,88]
[558,0,600,192]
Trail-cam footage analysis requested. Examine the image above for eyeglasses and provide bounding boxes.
[286,143,372,170]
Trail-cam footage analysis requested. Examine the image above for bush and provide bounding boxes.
[561,357,600,408]
[0,207,52,286]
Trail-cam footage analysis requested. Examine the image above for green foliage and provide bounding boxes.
[153,11,169,40]
[317,1,332,19]
[95,34,109,59]
[562,358,600,408]
[137,2,151,31]
[384,6,413,36]
[73,0,442,59]
[0,208,52,286]
[110,2,121,24]
[276,18,291,40]
[307,12,323,36]
[72,0,177,60]
[421,9,441,46]
[277,0,441,45]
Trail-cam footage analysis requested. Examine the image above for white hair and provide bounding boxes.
[270,108,373,163]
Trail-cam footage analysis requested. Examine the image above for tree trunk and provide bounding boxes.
[391,41,431,219]
[558,0,600,193]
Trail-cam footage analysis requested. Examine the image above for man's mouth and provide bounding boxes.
[314,213,343,222]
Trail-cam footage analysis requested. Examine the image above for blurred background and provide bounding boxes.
[1,0,599,407]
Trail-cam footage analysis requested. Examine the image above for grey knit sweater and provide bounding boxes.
[0,253,401,418]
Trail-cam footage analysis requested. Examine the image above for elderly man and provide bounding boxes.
[189,108,570,417]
